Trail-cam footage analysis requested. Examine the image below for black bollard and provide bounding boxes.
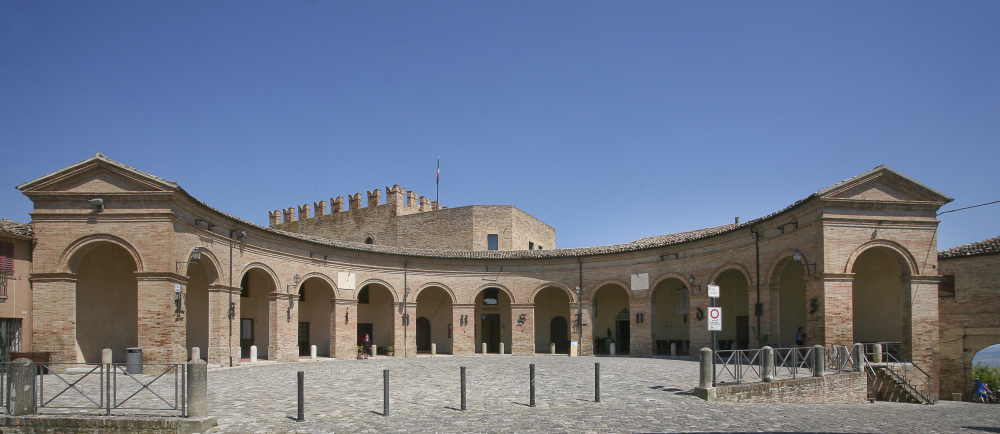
[529,364,536,407]
[595,363,601,403]
[460,366,467,411]
[297,371,304,421]
[383,369,390,416]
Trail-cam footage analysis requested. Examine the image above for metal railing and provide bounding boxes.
[863,343,932,404]
[713,345,861,385]
[34,362,186,416]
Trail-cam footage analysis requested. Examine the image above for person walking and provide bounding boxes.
[974,377,992,403]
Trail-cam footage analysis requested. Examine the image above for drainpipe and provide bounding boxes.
[752,224,762,344]
[403,258,409,358]
[577,257,584,347]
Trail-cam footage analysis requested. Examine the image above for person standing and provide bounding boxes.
[362,333,372,360]
[974,377,992,403]
[795,327,807,347]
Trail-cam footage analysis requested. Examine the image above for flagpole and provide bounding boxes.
[436,156,440,207]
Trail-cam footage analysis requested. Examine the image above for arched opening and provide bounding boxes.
[475,287,511,354]
[364,237,374,245]
[652,278,690,355]
[297,277,334,357]
[533,287,571,354]
[970,344,1000,402]
[185,260,211,361]
[357,283,394,354]
[593,284,630,355]
[716,269,750,350]
[775,259,807,348]
[852,247,904,346]
[239,269,273,360]
[76,243,138,363]
[416,286,452,354]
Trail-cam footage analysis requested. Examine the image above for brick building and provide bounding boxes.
[0,219,33,361]
[13,153,973,401]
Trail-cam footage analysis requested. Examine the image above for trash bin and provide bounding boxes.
[126,347,143,374]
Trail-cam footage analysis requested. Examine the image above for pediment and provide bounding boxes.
[817,166,952,204]
[18,153,178,194]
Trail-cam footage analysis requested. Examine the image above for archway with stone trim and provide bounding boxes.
[75,242,139,364]
[357,282,395,355]
[533,286,571,354]
[652,277,691,355]
[851,246,909,347]
[184,252,216,361]
[416,285,453,354]
[713,269,750,350]
[474,286,512,354]
[593,283,630,355]
[239,267,275,359]
[770,256,807,348]
[297,276,335,357]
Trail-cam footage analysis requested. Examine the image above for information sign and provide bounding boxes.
[707,284,720,298]
[707,307,722,331]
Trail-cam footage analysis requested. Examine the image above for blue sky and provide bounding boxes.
[2,1,997,250]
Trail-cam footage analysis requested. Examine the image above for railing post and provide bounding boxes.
[383,369,389,416]
[187,359,208,418]
[699,347,713,388]
[813,345,826,377]
[8,358,34,416]
[529,364,536,407]
[762,347,774,382]
[103,348,112,415]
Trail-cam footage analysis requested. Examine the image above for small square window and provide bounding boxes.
[528,241,534,250]
[487,234,498,251]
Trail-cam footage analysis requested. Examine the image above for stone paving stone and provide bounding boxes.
[203,356,1000,433]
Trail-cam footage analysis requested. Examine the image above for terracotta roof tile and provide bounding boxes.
[0,219,33,238]
[938,235,1000,259]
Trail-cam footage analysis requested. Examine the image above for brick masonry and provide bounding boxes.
[706,372,869,404]
[14,156,958,397]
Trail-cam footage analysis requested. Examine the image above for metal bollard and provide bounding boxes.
[529,364,536,407]
[297,371,305,421]
[461,366,467,411]
[383,369,390,416]
[595,363,601,403]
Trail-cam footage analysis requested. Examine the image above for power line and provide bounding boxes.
[937,200,1000,216]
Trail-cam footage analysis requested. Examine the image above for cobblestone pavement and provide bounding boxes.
[204,355,1000,433]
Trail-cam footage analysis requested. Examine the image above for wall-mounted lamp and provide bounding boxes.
[660,253,679,261]
[174,283,185,315]
[176,247,202,273]
[89,198,104,211]
[195,219,215,231]
[309,252,328,261]
[286,273,300,293]
[230,228,247,240]
[751,230,764,240]
[777,221,798,234]
[686,274,703,294]
[792,249,818,276]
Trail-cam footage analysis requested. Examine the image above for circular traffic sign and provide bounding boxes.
[710,309,720,319]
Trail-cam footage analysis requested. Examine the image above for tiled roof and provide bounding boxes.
[938,235,1000,260]
[0,220,33,238]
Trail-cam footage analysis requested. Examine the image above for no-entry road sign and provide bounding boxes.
[707,307,722,331]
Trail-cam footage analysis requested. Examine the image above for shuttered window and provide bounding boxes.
[0,242,12,276]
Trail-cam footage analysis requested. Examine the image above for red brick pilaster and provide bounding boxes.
[903,275,941,399]
[332,299,358,359]
[630,298,653,356]
[30,273,77,366]
[207,284,240,367]
[511,304,534,356]
[269,292,299,362]
[134,272,188,364]
[805,273,854,346]
[452,304,476,356]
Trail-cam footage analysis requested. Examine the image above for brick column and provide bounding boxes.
[510,304,534,356]
[572,302,594,356]
[805,273,854,346]
[452,304,476,356]
[134,272,188,364]
[630,298,653,356]
[394,302,417,357]
[207,284,240,367]
[331,298,357,359]
[902,275,941,399]
[269,292,299,362]
[29,273,77,366]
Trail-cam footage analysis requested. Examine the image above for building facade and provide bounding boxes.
[0,219,33,361]
[17,154,955,400]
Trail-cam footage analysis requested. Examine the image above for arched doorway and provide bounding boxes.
[416,286,452,354]
[774,258,807,348]
[76,243,138,363]
[652,278,690,355]
[185,258,211,361]
[357,283,394,355]
[533,287,571,354]
[239,269,274,359]
[297,277,334,357]
[593,284,630,355]
[715,269,750,350]
[475,287,511,354]
[852,248,904,346]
